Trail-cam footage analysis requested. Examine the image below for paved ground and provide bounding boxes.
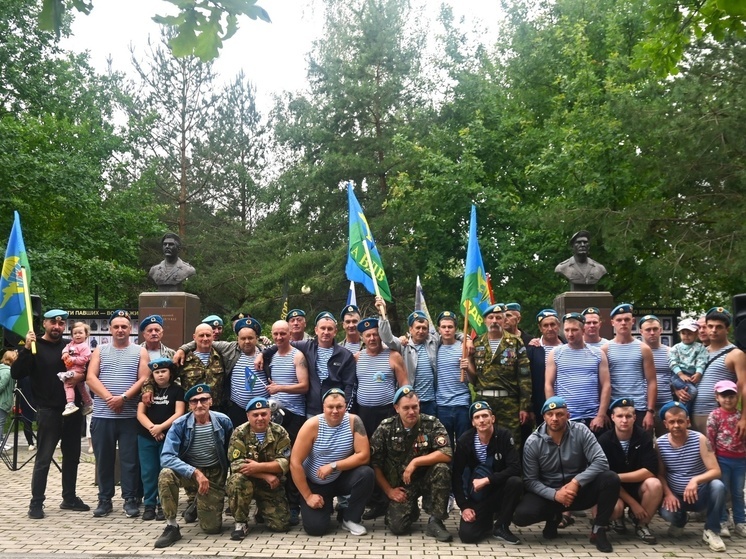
[1,442,745,558]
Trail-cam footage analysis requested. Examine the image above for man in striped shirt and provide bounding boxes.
[657,401,727,551]
[86,310,150,519]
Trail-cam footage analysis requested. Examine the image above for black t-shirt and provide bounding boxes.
[138,383,185,438]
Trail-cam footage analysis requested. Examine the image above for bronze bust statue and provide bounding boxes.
[555,230,607,291]
[148,233,196,292]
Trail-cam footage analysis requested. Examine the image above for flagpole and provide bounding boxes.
[20,266,35,354]
[363,241,386,320]
[461,300,470,382]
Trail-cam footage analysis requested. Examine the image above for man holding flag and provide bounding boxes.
[1,212,89,518]
[461,206,531,446]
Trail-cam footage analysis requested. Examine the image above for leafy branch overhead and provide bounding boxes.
[39,0,271,61]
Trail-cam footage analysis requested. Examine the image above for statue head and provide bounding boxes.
[162,233,182,260]
[569,230,591,259]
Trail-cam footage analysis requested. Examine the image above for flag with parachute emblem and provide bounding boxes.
[345,183,392,301]
[0,211,32,337]
[460,205,491,335]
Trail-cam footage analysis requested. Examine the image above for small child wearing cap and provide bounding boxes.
[58,322,94,416]
[706,380,746,537]
[668,318,708,413]
[137,359,185,521]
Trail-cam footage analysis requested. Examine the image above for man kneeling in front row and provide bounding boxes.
[226,397,292,540]
[513,396,620,552]
[154,384,233,548]
[452,401,523,544]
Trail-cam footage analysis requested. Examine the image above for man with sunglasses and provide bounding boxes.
[154,384,233,548]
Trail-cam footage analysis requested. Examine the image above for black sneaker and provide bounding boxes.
[182,500,197,523]
[154,525,182,548]
[611,517,627,534]
[493,524,521,545]
[590,527,613,552]
[123,498,140,518]
[543,517,560,540]
[425,518,453,542]
[142,505,156,521]
[255,511,265,524]
[155,505,165,522]
[28,503,45,519]
[362,505,387,520]
[92,500,113,517]
[289,508,300,526]
[230,523,249,541]
[60,497,90,512]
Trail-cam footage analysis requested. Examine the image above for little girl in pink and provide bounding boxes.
[59,322,94,416]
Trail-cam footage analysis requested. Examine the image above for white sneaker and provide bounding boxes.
[57,371,74,381]
[704,528,727,552]
[27,444,35,451]
[62,403,79,416]
[734,523,746,537]
[668,523,684,537]
[81,404,93,416]
[341,519,367,536]
[720,523,731,538]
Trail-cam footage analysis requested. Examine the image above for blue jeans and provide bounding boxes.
[436,405,470,447]
[671,376,698,413]
[91,417,140,502]
[659,479,726,532]
[718,456,746,524]
[138,435,164,507]
[419,400,437,417]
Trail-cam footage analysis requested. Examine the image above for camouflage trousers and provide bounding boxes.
[226,473,290,532]
[159,465,226,534]
[385,462,450,535]
[480,395,522,447]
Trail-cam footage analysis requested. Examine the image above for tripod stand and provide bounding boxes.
[1,385,61,472]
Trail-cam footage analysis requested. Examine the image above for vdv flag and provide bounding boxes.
[414,276,436,335]
[460,205,491,335]
[345,183,392,301]
[0,211,32,337]
[346,281,357,307]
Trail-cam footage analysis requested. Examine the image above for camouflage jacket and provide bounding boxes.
[370,414,452,487]
[177,348,226,408]
[228,421,291,478]
[473,331,532,412]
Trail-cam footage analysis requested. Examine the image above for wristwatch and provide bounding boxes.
[646,408,654,413]
[122,394,128,401]
[330,461,338,472]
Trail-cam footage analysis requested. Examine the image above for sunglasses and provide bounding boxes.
[189,396,212,405]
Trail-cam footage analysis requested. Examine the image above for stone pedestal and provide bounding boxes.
[139,292,201,350]
[553,291,615,340]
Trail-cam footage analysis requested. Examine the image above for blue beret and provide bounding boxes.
[110,309,131,322]
[43,309,69,320]
[202,315,223,327]
[231,311,250,322]
[340,305,360,320]
[393,385,415,405]
[139,314,163,332]
[482,303,506,317]
[148,357,175,372]
[469,401,493,417]
[541,396,567,415]
[581,307,601,316]
[437,311,457,325]
[407,311,428,326]
[660,400,689,420]
[234,317,262,336]
[357,317,379,333]
[706,306,732,326]
[246,397,269,412]
[505,303,521,312]
[610,303,633,317]
[536,309,559,323]
[315,311,337,324]
[609,397,635,412]
[639,314,660,327]
[562,312,585,324]
[322,387,346,401]
[287,309,306,319]
[184,383,211,402]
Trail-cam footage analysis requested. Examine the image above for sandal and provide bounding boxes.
[558,513,575,528]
